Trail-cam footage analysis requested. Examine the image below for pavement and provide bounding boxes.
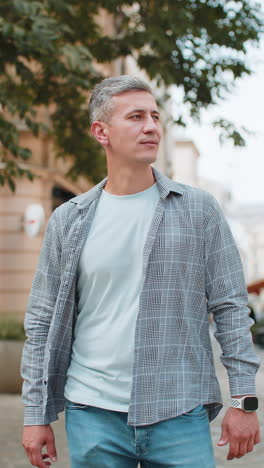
[0,325,263,468]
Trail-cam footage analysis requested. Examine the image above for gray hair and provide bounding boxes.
[88,75,154,123]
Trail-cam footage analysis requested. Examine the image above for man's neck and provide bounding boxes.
[104,166,156,196]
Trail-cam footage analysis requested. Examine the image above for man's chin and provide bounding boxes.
[137,156,158,166]
[137,151,158,162]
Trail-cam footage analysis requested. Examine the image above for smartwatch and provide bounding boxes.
[231,396,258,412]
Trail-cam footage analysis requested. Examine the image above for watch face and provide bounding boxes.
[244,397,258,411]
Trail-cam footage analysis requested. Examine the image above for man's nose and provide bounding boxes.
[143,115,158,132]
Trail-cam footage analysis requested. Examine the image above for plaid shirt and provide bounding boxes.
[21,166,260,426]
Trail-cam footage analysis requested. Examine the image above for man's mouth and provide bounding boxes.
[140,141,159,146]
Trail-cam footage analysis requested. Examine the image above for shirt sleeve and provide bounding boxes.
[204,196,260,397]
[20,208,61,425]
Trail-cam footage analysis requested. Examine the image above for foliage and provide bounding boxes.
[0,0,263,191]
[0,0,106,191]
[0,317,26,340]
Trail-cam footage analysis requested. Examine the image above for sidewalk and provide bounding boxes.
[1,326,263,468]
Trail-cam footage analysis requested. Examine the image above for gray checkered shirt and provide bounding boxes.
[20,166,260,426]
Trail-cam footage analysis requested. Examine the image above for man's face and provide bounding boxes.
[100,90,162,165]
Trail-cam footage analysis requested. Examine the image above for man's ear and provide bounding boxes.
[91,121,109,145]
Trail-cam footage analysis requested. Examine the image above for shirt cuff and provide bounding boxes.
[23,406,59,426]
[229,376,257,397]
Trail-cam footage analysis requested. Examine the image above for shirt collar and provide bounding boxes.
[70,166,184,210]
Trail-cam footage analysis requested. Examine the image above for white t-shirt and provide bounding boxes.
[64,182,160,411]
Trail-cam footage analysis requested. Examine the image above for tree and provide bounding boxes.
[0,0,263,191]
[0,0,106,191]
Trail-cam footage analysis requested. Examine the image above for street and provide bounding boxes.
[0,324,263,468]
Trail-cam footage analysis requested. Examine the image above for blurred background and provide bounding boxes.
[0,1,263,466]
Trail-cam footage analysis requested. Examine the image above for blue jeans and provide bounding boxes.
[65,400,215,467]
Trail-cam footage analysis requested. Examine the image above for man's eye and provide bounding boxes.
[153,115,160,121]
[131,115,141,119]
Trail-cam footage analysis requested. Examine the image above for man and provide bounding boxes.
[21,75,260,468]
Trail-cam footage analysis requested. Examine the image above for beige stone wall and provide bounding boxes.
[0,130,90,319]
[0,176,51,319]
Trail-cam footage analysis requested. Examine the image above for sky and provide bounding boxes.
[175,40,264,206]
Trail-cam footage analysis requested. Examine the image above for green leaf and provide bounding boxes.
[7,177,15,192]
[18,147,32,160]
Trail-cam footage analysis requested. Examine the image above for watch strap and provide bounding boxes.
[231,398,243,409]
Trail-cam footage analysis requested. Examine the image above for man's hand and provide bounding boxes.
[217,408,260,460]
[22,425,57,468]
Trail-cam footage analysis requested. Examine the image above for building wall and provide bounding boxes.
[170,140,199,187]
[0,175,52,319]
[0,130,91,319]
